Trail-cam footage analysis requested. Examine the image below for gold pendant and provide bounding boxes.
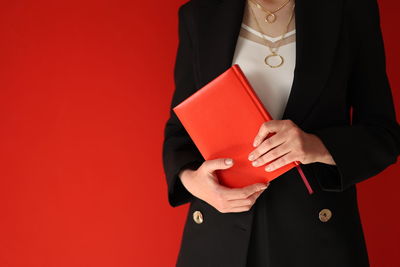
[265,13,277,23]
[264,53,284,68]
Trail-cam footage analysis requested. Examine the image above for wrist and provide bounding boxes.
[319,152,336,166]
[310,133,336,165]
[179,168,194,181]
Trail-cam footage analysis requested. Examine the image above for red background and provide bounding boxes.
[0,0,399,266]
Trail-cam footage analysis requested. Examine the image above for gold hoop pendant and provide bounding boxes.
[264,53,284,68]
[265,13,277,23]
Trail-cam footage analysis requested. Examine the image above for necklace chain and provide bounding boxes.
[248,0,291,23]
[247,0,295,68]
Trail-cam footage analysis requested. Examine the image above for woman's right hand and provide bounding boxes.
[178,158,269,213]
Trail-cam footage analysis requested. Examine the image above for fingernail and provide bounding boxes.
[259,186,267,190]
[225,158,233,165]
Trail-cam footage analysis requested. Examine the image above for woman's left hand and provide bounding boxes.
[248,119,336,172]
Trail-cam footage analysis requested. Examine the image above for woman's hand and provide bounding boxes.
[179,158,269,213]
[248,119,336,172]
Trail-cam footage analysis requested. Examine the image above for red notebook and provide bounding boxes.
[173,64,313,194]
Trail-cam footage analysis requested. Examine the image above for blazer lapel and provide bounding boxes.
[194,0,345,127]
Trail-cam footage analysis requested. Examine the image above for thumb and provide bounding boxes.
[204,158,234,173]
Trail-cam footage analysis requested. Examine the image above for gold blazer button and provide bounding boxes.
[319,208,332,222]
[193,210,203,224]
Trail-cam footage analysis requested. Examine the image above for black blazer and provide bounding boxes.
[162,0,400,266]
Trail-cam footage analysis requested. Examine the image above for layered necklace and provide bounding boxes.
[247,0,295,68]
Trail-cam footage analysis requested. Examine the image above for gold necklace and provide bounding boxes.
[248,0,291,24]
[248,0,295,68]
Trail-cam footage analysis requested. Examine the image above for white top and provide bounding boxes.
[231,23,296,120]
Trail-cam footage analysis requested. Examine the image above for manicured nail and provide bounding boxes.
[225,158,233,165]
[248,154,255,161]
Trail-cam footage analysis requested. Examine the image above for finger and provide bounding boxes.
[253,120,282,147]
[217,182,269,200]
[265,152,295,172]
[248,132,286,163]
[252,141,291,167]
[227,189,264,207]
[204,157,234,174]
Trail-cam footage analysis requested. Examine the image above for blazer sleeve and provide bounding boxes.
[309,0,400,192]
[162,4,205,207]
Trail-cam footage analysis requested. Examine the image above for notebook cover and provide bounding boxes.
[173,64,300,188]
